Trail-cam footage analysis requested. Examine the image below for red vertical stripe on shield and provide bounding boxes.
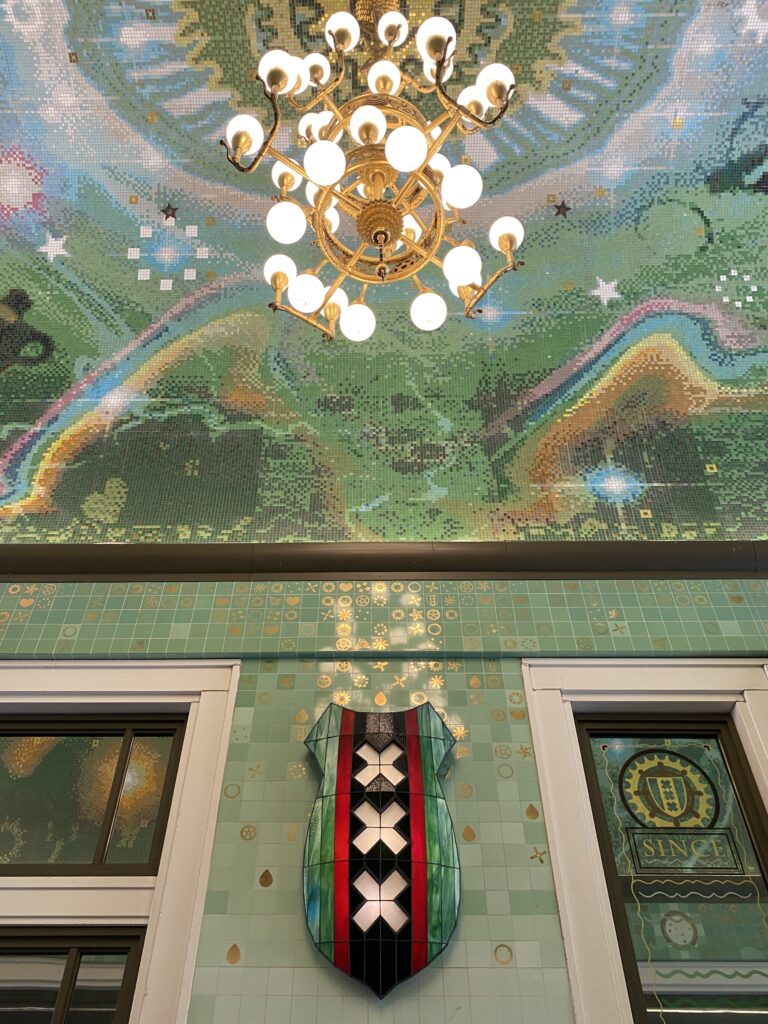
[333,708,355,972]
[406,711,428,973]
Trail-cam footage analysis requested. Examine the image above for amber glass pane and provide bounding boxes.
[587,731,768,1021]
[0,735,122,865]
[105,735,173,864]
[64,953,127,1024]
[0,953,67,1022]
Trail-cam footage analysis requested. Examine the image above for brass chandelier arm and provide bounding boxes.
[399,70,436,96]
[461,253,524,319]
[323,241,366,300]
[398,232,443,269]
[285,47,347,114]
[219,78,281,174]
[433,44,515,131]
[269,300,337,340]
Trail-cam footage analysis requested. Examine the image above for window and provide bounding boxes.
[522,658,768,1024]
[0,661,238,1024]
[0,928,143,1023]
[0,718,185,874]
[578,715,768,1022]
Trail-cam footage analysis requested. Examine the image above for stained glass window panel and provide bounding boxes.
[0,953,67,1023]
[0,720,183,871]
[583,725,768,1021]
[105,735,174,864]
[0,735,122,865]
[64,953,127,1024]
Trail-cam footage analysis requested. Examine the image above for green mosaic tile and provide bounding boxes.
[0,579,766,659]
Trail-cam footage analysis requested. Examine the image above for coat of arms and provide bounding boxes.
[303,702,460,997]
[620,749,718,828]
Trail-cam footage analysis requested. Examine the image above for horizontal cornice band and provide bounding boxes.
[0,541,766,580]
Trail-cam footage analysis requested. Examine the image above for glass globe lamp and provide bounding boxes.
[314,110,341,142]
[257,50,295,94]
[442,245,483,286]
[396,213,423,251]
[441,165,483,209]
[410,291,448,331]
[476,62,516,106]
[377,11,408,46]
[368,60,401,94]
[263,254,297,287]
[304,52,331,86]
[304,140,346,186]
[457,86,488,120]
[324,12,360,51]
[415,16,456,61]
[298,113,318,141]
[489,216,525,252]
[288,273,326,313]
[385,125,428,173]
[266,201,307,245]
[350,105,387,144]
[288,56,310,95]
[323,206,340,233]
[271,161,300,192]
[225,114,264,158]
[340,302,376,341]
[428,153,451,181]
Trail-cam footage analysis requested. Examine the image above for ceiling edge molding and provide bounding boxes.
[0,541,765,580]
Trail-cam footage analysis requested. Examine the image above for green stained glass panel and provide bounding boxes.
[586,729,768,1021]
[0,735,122,865]
[105,734,173,864]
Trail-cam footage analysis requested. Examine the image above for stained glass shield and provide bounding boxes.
[303,702,460,997]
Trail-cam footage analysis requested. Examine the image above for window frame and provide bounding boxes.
[0,661,239,1024]
[575,711,768,1020]
[0,925,145,1024]
[521,657,768,1024]
[0,715,186,876]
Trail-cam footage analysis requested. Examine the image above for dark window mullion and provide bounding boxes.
[50,947,79,1024]
[92,730,134,866]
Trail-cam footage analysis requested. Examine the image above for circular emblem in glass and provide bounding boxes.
[619,749,719,828]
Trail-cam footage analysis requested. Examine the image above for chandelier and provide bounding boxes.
[220,2,525,341]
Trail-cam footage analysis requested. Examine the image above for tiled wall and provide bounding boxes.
[0,579,766,659]
[192,656,571,1024]
[0,577,766,1024]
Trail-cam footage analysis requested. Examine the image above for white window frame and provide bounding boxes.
[0,659,239,1024]
[522,657,768,1024]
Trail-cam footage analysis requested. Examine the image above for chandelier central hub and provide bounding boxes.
[220,4,526,340]
[356,200,403,250]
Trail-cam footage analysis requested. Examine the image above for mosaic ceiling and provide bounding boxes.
[0,0,767,544]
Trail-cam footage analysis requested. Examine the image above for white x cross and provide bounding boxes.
[352,800,407,854]
[352,869,409,933]
[354,741,404,787]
